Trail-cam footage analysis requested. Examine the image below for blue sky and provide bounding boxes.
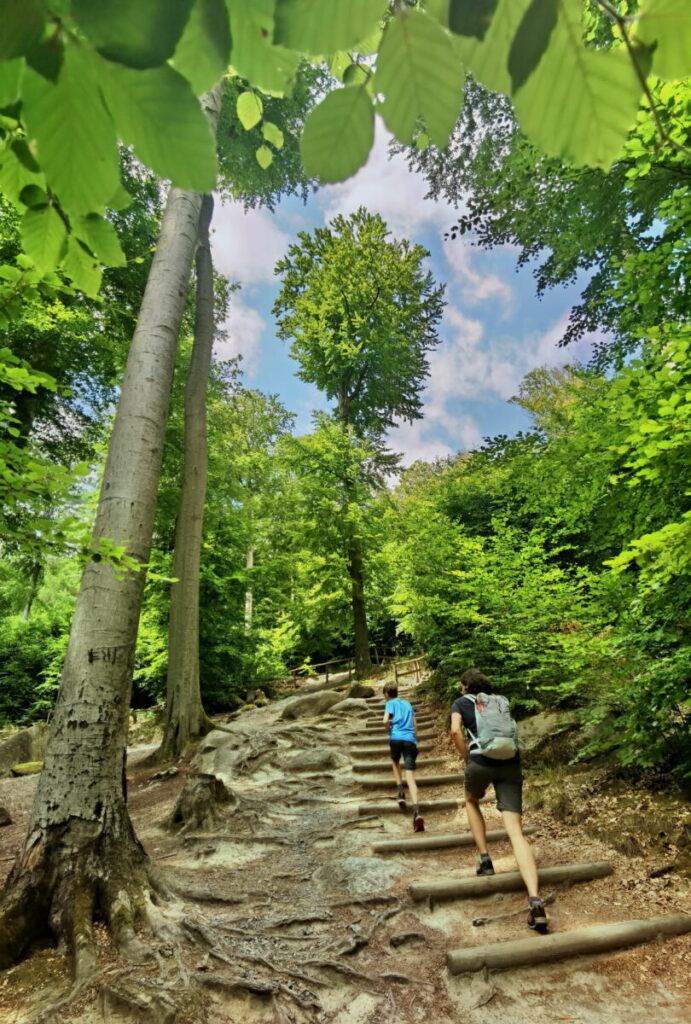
[210,120,599,464]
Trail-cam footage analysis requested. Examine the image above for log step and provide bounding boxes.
[358,797,465,816]
[351,744,434,759]
[446,913,691,974]
[359,772,463,790]
[352,757,445,774]
[410,861,613,902]
[353,729,435,745]
[372,826,536,854]
[362,720,432,729]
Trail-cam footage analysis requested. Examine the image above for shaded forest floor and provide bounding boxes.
[0,684,690,1023]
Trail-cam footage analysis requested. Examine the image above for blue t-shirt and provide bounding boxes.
[385,698,416,743]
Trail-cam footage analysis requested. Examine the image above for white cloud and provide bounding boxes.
[442,238,514,308]
[211,197,290,287]
[214,296,266,378]
[318,118,451,239]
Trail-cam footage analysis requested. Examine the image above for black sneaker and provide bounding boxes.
[527,897,548,933]
[476,853,495,876]
[397,786,406,805]
[411,805,425,832]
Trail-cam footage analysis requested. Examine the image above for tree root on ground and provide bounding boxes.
[0,816,171,980]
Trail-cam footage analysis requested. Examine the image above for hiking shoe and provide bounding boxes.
[412,806,425,832]
[476,853,495,876]
[527,897,548,933]
[397,786,406,803]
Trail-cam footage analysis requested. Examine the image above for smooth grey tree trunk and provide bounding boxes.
[347,529,372,677]
[244,545,255,631]
[157,194,216,761]
[0,85,222,976]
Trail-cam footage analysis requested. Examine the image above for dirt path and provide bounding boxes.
[0,684,690,1023]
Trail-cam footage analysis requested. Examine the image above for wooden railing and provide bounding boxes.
[393,656,424,685]
[289,656,354,687]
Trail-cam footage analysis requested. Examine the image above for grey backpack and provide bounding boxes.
[466,693,518,759]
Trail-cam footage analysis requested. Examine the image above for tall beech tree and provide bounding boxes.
[274,208,444,674]
[156,194,216,762]
[0,82,223,976]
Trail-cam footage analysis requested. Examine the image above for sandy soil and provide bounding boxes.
[0,684,689,1023]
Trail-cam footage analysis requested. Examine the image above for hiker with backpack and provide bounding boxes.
[383,685,425,832]
[450,668,548,932]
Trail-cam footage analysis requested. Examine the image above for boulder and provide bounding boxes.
[0,806,12,826]
[285,750,340,773]
[348,683,375,699]
[279,690,344,721]
[518,709,581,764]
[327,698,370,715]
[0,723,50,778]
[11,761,43,776]
[313,856,401,896]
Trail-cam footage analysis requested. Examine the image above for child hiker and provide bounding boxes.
[383,685,424,832]
[450,668,548,932]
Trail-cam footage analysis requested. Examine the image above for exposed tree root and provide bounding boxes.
[0,814,168,978]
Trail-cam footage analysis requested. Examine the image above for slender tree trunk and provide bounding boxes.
[157,194,216,761]
[346,529,372,677]
[21,561,43,620]
[244,545,255,631]
[0,86,222,976]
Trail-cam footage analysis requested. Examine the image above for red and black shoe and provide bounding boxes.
[412,806,425,832]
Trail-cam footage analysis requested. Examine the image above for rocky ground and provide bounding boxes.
[0,679,689,1023]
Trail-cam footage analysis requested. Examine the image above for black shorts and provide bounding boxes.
[464,758,523,813]
[389,740,417,771]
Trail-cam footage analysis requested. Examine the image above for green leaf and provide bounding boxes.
[20,204,67,272]
[75,213,126,267]
[274,0,386,55]
[448,0,499,40]
[453,0,530,94]
[508,0,558,92]
[0,144,45,204]
[71,0,194,70]
[62,236,102,297]
[301,85,374,182]
[22,45,120,215]
[0,0,44,60]
[172,0,231,96]
[0,59,23,106]
[107,183,133,211]
[100,61,217,192]
[237,90,263,129]
[638,0,691,79]
[512,0,643,169]
[375,8,463,150]
[255,144,273,168]
[261,120,284,149]
[343,62,369,85]
[18,184,48,208]
[227,0,299,95]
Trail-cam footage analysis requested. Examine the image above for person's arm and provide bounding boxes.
[450,711,469,763]
[383,701,392,728]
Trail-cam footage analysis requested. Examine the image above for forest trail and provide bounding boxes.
[0,680,690,1023]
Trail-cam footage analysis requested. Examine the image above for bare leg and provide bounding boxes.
[391,761,403,788]
[502,810,539,898]
[405,770,419,805]
[465,793,488,854]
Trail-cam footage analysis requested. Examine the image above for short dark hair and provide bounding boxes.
[459,668,492,695]
[387,685,398,698]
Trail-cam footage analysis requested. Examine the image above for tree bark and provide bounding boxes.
[244,545,254,631]
[0,85,222,975]
[346,530,372,677]
[156,193,216,762]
